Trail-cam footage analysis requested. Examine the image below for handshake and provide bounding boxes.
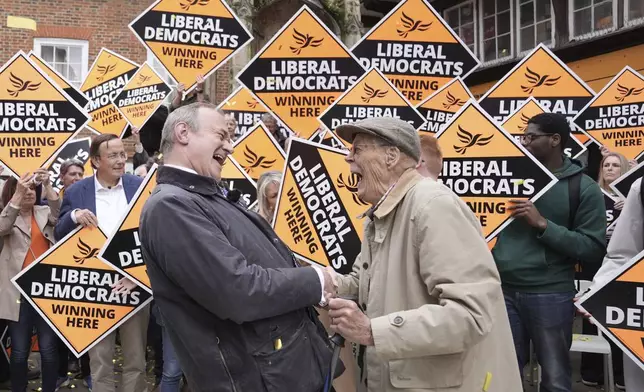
[320,266,339,305]
[316,266,375,347]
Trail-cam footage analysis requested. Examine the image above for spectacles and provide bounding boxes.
[520,133,551,144]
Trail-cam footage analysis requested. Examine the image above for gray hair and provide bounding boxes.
[256,170,281,223]
[60,158,84,177]
[160,102,222,154]
[261,113,276,123]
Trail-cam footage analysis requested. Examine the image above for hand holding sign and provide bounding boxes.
[508,199,548,232]
[74,209,98,229]
[34,168,57,201]
[111,277,137,295]
[10,172,35,206]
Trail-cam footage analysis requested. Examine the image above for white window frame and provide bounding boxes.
[568,0,618,40]
[478,0,515,65]
[33,38,89,87]
[516,0,556,55]
[624,0,644,26]
[444,1,478,57]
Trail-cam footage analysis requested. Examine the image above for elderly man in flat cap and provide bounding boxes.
[325,117,522,392]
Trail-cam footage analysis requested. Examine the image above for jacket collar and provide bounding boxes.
[15,205,51,240]
[372,169,423,220]
[157,165,221,196]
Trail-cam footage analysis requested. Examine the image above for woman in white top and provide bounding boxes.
[589,177,644,390]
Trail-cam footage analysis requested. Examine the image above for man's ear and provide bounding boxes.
[385,146,400,167]
[551,133,562,148]
[174,122,191,146]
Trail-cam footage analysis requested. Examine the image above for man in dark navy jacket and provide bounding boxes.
[140,103,340,392]
[55,134,147,392]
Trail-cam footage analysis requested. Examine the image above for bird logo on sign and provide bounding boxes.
[520,68,561,94]
[180,0,210,11]
[615,83,644,102]
[517,113,531,132]
[7,73,41,97]
[337,173,368,206]
[247,99,259,109]
[73,237,100,265]
[454,125,493,155]
[290,29,324,55]
[96,63,117,82]
[242,146,276,175]
[136,74,151,86]
[442,91,466,110]
[396,12,432,38]
[361,84,388,103]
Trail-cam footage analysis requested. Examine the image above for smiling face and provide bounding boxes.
[93,139,126,183]
[344,133,392,205]
[184,108,233,181]
[602,155,622,184]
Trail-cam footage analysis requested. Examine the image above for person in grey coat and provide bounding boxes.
[139,102,339,392]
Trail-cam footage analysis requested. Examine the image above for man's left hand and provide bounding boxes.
[509,199,547,232]
[112,277,137,294]
[328,298,374,346]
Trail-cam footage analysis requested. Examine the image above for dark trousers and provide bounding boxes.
[0,320,9,383]
[9,301,58,392]
[57,340,90,378]
[504,289,575,392]
[580,318,624,384]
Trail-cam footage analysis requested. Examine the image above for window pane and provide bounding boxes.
[483,0,496,17]
[521,3,535,27]
[521,26,535,51]
[54,47,69,63]
[574,0,592,10]
[483,16,496,39]
[461,3,474,24]
[536,0,551,21]
[498,11,511,34]
[497,34,511,58]
[461,24,475,46]
[594,1,614,30]
[574,8,592,35]
[537,20,552,44]
[446,9,459,26]
[629,0,644,20]
[54,63,67,78]
[69,46,82,63]
[497,0,510,12]
[484,39,496,60]
[68,63,82,82]
[41,46,54,62]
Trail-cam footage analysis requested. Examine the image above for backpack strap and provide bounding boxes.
[568,172,582,229]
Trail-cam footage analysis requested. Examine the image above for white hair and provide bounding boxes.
[160,102,222,154]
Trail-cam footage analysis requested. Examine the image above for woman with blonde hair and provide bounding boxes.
[255,171,281,224]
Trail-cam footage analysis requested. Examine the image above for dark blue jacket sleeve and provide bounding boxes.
[55,190,78,241]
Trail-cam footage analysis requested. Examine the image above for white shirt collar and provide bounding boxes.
[94,174,124,192]
[164,164,198,175]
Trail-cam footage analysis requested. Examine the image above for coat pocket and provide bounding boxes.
[253,320,325,392]
[389,354,464,389]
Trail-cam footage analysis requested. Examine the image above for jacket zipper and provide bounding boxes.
[217,340,238,392]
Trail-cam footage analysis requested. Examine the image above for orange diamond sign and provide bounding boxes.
[11,227,152,357]
[130,0,252,94]
[0,51,90,179]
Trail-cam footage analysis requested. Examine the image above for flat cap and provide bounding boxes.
[336,117,421,161]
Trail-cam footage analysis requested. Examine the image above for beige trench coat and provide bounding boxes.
[0,199,60,322]
[336,169,522,392]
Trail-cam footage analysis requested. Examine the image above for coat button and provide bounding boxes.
[362,262,368,269]
[362,303,367,311]
[393,316,404,326]
[189,185,195,189]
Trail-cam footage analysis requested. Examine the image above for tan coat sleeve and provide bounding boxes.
[371,194,501,361]
[335,253,361,299]
[47,197,62,226]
